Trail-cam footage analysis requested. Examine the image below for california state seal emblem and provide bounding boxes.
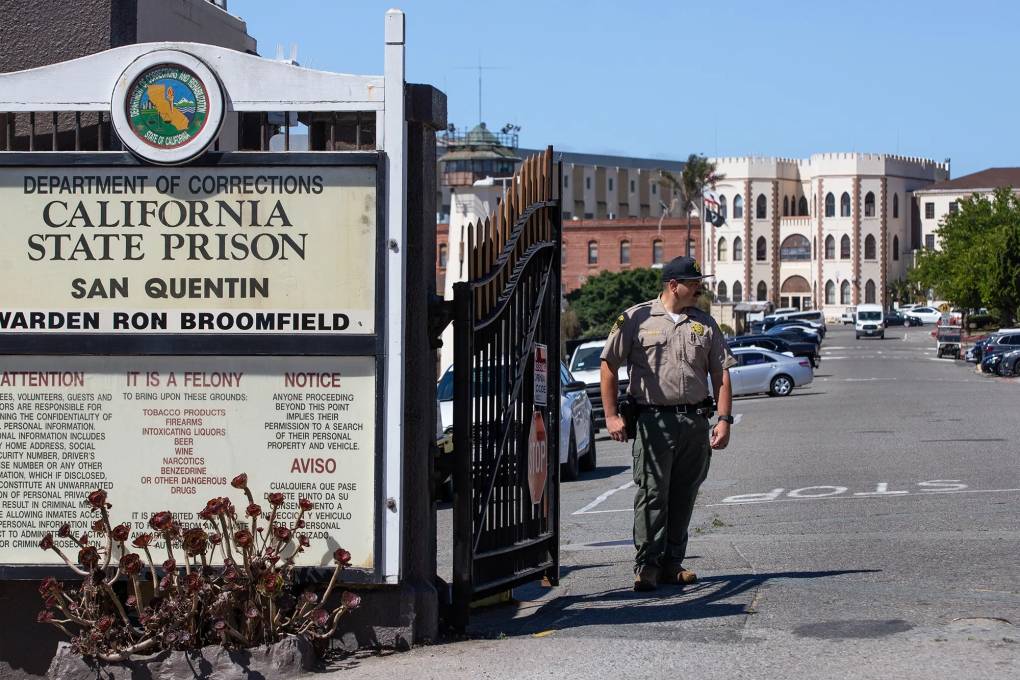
[127,64,209,149]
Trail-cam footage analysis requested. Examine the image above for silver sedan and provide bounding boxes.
[729,347,814,397]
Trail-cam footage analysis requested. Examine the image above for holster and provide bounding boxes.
[617,394,638,440]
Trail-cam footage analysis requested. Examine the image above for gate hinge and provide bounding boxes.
[428,293,454,349]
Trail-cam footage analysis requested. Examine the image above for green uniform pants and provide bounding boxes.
[632,409,712,571]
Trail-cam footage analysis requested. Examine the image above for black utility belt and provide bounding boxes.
[639,400,714,416]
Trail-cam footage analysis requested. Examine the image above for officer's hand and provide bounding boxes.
[710,421,730,450]
[606,414,628,442]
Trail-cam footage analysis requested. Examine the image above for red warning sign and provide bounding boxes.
[527,411,548,505]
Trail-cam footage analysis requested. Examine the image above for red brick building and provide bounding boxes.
[437,216,702,294]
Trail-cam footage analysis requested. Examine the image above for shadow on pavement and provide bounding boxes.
[465,569,879,638]
[574,465,629,481]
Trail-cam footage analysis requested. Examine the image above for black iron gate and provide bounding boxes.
[450,148,562,630]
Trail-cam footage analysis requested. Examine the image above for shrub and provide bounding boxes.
[719,323,735,337]
[36,475,360,662]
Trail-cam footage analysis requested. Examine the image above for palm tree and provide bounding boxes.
[661,154,725,258]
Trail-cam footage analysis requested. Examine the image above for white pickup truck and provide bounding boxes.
[569,339,628,432]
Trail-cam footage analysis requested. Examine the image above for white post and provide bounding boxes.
[382,8,406,584]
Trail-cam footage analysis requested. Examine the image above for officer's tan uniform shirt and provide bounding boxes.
[601,297,737,405]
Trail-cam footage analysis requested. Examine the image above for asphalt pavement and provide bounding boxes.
[336,325,1019,679]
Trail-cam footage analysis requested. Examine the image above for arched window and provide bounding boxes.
[780,234,811,261]
[893,193,899,219]
[717,281,728,301]
[865,279,876,304]
[718,195,727,219]
[652,239,664,265]
[825,280,836,305]
[893,235,900,261]
[757,281,767,301]
[799,196,809,216]
[840,192,851,217]
[840,234,851,259]
[732,281,743,303]
[733,236,744,260]
[825,193,835,217]
[733,195,744,219]
[756,236,767,261]
[438,243,448,268]
[756,194,767,219]
[825,235,835,259]
[717,237,728,262]
[864,234,876,260]
[840,280,851,305]
[812,236,816,259]
[783,196,789,216]
[620,240,631,265]
[864,191,876,217]
[587,240,598,265]
[562,241,567,264]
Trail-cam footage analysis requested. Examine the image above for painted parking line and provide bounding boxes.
[572,480,634,515]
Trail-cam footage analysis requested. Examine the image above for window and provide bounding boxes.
[733,236,743,260]
[652,183,657,195]
[562,242,566,264]
[780,234,811,261]
[739,352,772,367]
[652,239,664,264]
[893,235,899,261]
[865,279,876,304]
[733,195,744,219]
[438,243,448,268]
[825,193,835,217]
[783,196,789,216]
[949,201,958,215]
[893,193,899,218]
[840,234,851,259]
[717,281,728,301]
[756,194,767,219]
[925,202,935,219]
[825,280,835,305]
[799,196,808,216]
[562,211,572,220]
[840,192,851,217]
[587,240,598,265]
[608,178,614,191]
[630,179,635,192]
[757,281,767,301]
[756,236,767,261]
[719,195,727,219]
[840,280,851,305]
[864,234,876,260]
[733,281,743,303]
[825,235,835,259]
[925,234,935,250]
[688,239,697,258]
[563,175,569,188]
[864,191,875,217]
[619,240,630,265]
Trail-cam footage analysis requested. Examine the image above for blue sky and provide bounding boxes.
[235,0,1020,175]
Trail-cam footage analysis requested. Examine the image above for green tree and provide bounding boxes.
[566,268,663,338]
[910,187,1020,322]
[660,154,725,256]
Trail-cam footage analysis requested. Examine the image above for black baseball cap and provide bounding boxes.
[661,256,712,282]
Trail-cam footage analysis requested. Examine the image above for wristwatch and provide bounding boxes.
[717,415,734,425]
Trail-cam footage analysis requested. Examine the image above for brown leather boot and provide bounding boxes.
[633,565,659,592]
[661,564,697,585]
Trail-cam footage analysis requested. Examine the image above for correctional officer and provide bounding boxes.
[600,256,736,591]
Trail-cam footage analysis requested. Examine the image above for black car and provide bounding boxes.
[765,325,822,347]
[763,317,826,338]
[728,334,819,368]
[999,348,1020,376]
[884,310,922,327]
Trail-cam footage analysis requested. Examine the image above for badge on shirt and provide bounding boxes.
[609,314,626,335]
[691,321,706,336]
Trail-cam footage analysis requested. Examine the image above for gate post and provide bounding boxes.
[450,279,474,631]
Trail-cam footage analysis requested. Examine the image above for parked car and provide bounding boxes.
[763,316,826,337]
[981,352,1004,374]
[569,338,628,431]
[777,309,828,332]
[855,304,885,339]
[903,306,943,324]
[978,330,1020,363]
[437,361,595,482]
[765,325,822,347]
[728,334,820,368]
[884,309,922,327]
[998,348,1020,376]
[729,348,814,397]
[841,306,856,325]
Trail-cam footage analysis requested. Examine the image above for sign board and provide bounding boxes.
[0,166,377,334]
[527,411,548,505]
[0,356,376,567]
[533,343,548,407]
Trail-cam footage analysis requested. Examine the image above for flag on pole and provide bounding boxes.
[704,190,726,227]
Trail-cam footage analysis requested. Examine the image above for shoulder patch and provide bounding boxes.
[609,313,626,336]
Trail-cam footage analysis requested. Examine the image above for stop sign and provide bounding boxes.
[527,411,548,505]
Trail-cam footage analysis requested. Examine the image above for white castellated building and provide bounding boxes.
[704,153,949,318]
